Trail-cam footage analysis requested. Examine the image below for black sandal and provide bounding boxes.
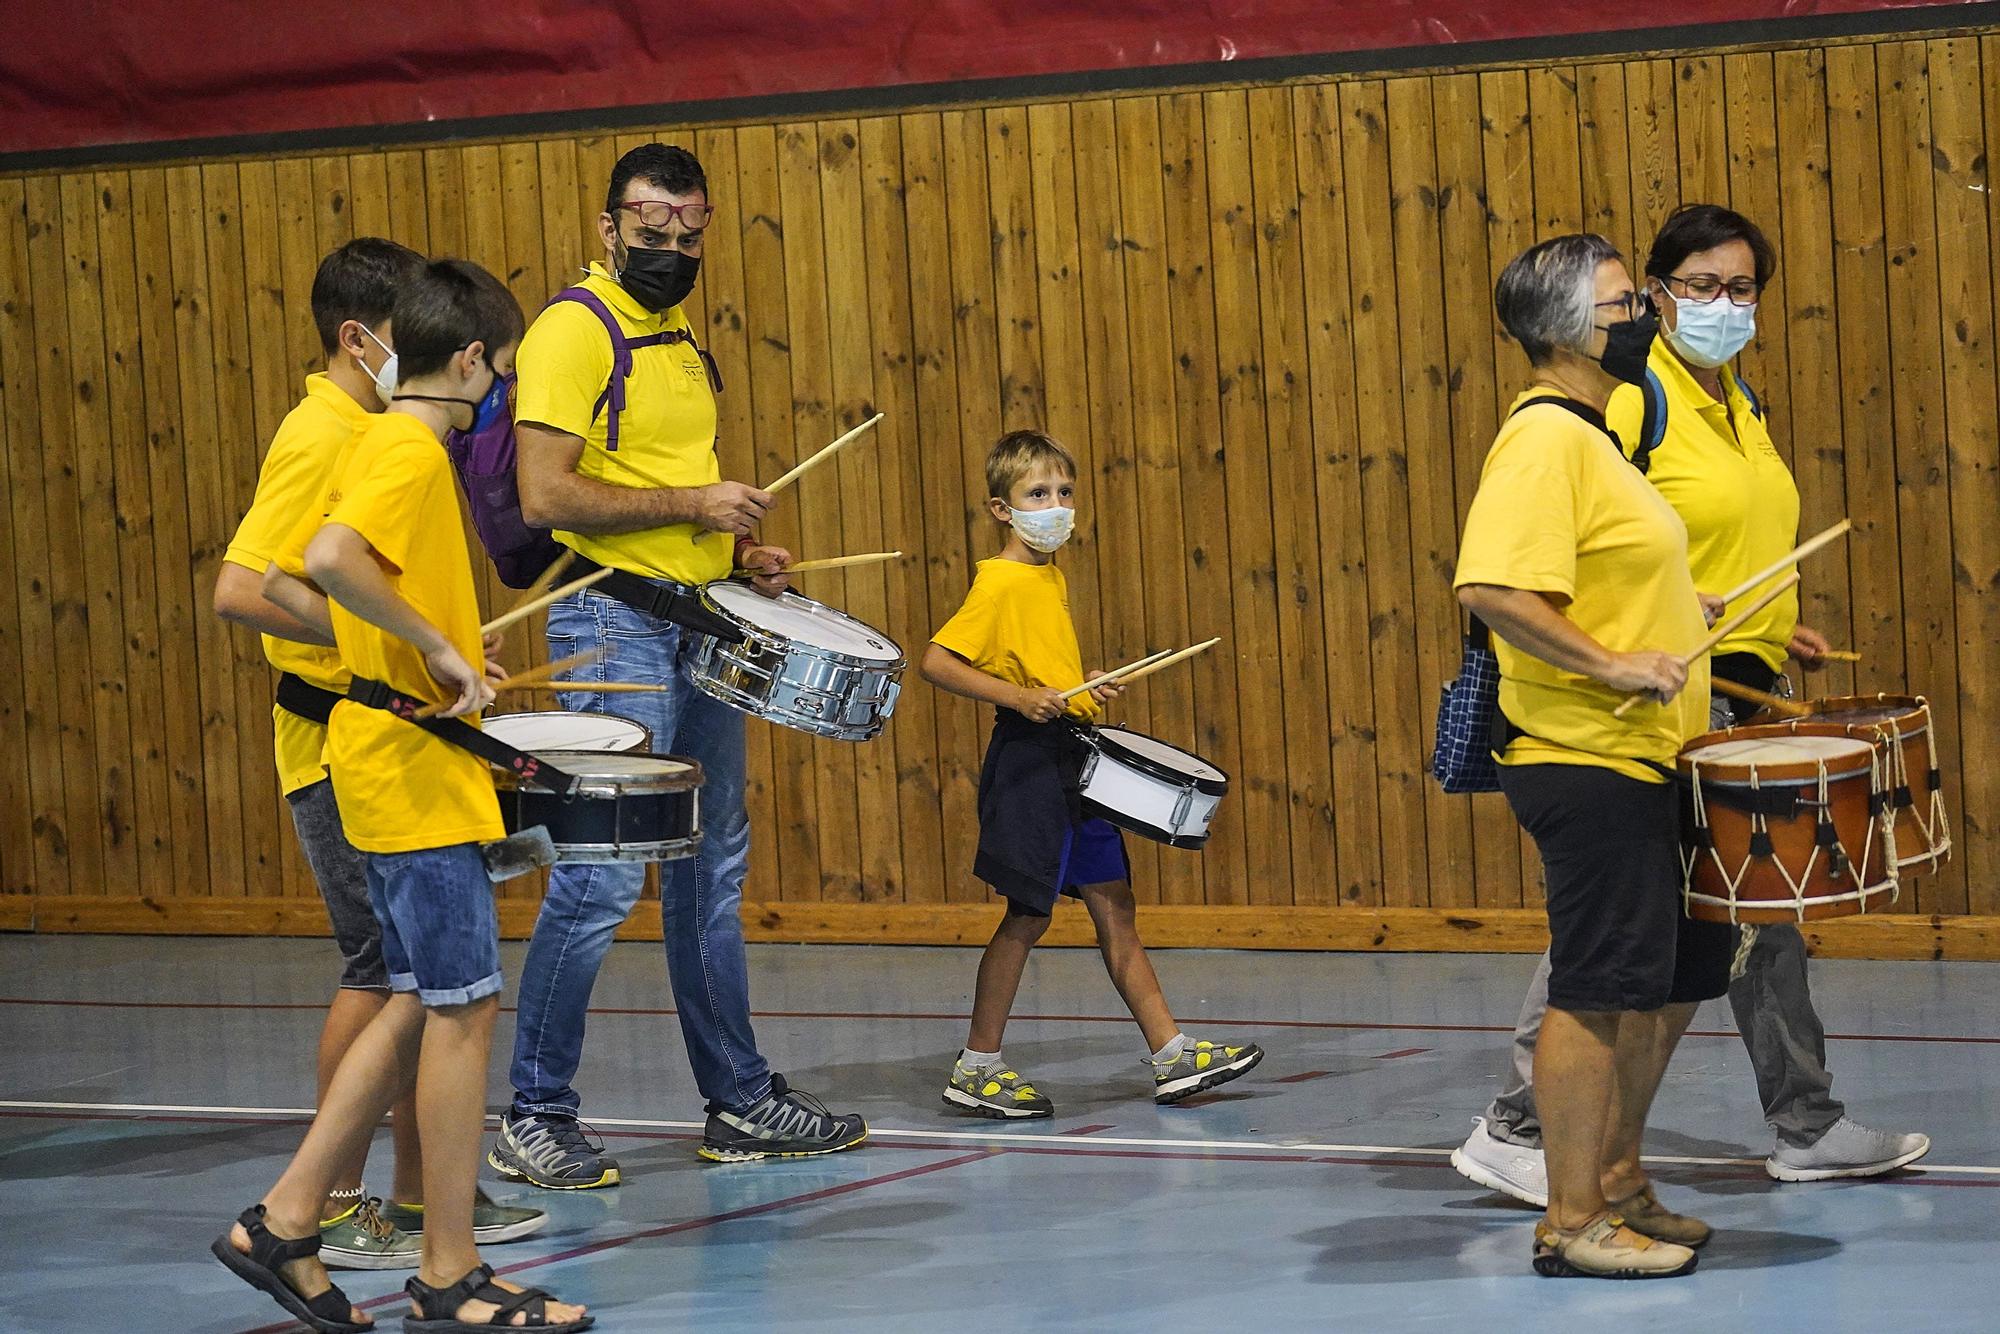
[405,1262,594,1332]
[209,1203,370,1333]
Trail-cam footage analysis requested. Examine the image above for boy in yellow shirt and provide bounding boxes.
[922,430,1263,1118]
[214,261,590,1334]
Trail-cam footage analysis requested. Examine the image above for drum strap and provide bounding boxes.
[344,677,580,798]
[560,554,746,644]
[276,672,342,726]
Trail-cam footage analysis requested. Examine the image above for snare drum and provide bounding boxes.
[1077,726,1229,849]
[1678,729,1897,923]
[685,582,905,741]
[1752,694,1950,875]
[492,751,704,864]
[483,711,650,754]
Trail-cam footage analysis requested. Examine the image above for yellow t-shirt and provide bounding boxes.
[221,373,369,795]
[513,262,728,584]
[1454,390,1710,783]
[1607,342,1800,670]
[278,413,504,853]
[931,557,1101,721]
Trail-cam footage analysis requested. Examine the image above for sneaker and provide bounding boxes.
[1151,1038,1264,1104]
[943,1061,1054,1119]
[318,1197,420,1271]
[1532,1214,1698,1279]
[1451,1116,1549,1208]
[380,1186,548,1244]
[700,1074,868,1162]
[1607,1182,1711,1248]
[487,1112,621,1190]
[1766,1116,1931,1182]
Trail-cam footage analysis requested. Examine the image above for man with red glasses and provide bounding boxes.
[493,144,867,1188]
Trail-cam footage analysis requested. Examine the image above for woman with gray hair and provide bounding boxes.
[1454,233,1735,1279]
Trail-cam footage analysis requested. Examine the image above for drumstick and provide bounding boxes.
[479,565,613,636]
[412,647,608,720]
[1719,518,1850,604]
[1613,574,1799,718]
[1819,649,1862,663]
[500,681,670,695]
[1055,646,1181,703]
[764,412,884,495]
[732,550,904,578]
[1061,638,1222,701]
[1711,677,1810,719]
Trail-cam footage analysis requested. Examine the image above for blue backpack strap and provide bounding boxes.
[1627,367,1668,475]
[1736,373,1763,420]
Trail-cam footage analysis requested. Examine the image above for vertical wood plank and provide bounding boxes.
[1527,65,1584,237]
[1626,61,1683,261]
[1673,55,1732,206]
[1720,52,1791,452]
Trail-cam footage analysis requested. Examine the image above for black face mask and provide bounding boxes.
[615,239,701,312]
[1597,308,1659,385]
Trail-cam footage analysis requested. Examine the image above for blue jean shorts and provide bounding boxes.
[364,843,503,1007]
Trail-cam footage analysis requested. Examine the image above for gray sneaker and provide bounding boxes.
[1151,1037,1263,1104]
[1451,1116,1548,1207]
[1766,1117,1931,1182]
[318,1197,420,1271]
[701,1075,868,1162]
[488,1112,621,1190]
[379,1186,548,1244]
[943,1061,1054,1119]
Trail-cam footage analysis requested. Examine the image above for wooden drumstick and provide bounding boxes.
[1718,518,1850,604]
[502,681,670,695]
[1061,638,1221,701]
[480,565,613,636]
[1613,574,1798,718]
[1711,677,1810,719]
[764,412,884,495]
[1819,648,1862,663]
[732,550,904,578]
[412,647,608,720]
[1055,646,1180,703]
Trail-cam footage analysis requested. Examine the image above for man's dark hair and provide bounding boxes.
[604,143,707,214]
[1646,203,1778,290]
[389,260,526,381]
[309,237,426,356]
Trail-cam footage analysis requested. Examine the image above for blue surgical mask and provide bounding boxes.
[1660,285,1757,369]
[358,324,398,401]
[468,367,510,433]
[1009,504,1075,553]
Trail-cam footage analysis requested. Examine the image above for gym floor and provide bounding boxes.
[2,935,1993,1332]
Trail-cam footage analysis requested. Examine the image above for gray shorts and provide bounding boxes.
[287,778,388,991]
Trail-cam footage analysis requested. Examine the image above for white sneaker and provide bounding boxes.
[1451,1116,1548,1207]
[1766,1116,1931,1182]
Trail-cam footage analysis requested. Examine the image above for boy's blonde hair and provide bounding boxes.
[985,429,1078,502]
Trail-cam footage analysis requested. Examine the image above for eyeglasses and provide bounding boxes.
[1664,272,1761,306]
[1592,291,1653,322]
[614,199,715,231]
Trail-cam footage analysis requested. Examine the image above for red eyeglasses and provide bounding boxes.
[613,200,716,230]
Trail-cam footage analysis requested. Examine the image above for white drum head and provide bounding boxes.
[534,751,697,778]
[1692,735,1874,764]
[483,712,649,752]
[1098,727,1227,781]
[708,583,901,662]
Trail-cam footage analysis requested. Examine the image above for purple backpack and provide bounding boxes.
[446,286,722,588]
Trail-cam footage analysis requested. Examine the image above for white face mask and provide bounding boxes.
[358,324,399,401]
[1659,285,1757,369]
[1009,504,1075,553]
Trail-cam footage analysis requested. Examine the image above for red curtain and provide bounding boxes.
[1,1,1975,157]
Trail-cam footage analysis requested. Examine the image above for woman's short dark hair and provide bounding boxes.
[605,143,707,214]
[1495,234,1624,367]
[1645,203,1777,289]
[309,237,426,355]
[389,260,526,381]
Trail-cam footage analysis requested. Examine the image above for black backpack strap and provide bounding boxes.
[345,677,579,796]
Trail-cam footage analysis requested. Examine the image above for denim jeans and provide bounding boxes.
[508,583,770,1117]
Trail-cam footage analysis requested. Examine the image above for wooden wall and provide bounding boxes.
[4,27,1999,947]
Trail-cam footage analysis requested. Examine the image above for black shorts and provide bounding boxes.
[1499,762,1735,1013]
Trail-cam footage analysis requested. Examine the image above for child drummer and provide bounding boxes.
[921,429,1264,1118]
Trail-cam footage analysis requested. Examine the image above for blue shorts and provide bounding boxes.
[364,843,504,1007]
[1003,817,1130,917]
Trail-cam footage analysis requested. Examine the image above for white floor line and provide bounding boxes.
[6,1097,1996,1176]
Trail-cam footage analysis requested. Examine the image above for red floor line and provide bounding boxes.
[3,994,1994,1045]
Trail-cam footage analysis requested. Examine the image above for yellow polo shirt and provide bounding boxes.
[513,262,728,585]
[1454,391,1710,783]
[221,373,368,795]
[1607,343,1800,670]
[277,413,504,853]
[932,557,1101,721]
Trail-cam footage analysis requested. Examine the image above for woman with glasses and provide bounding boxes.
[1454,205,1930,1215]
[1455,233,1729,1279]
